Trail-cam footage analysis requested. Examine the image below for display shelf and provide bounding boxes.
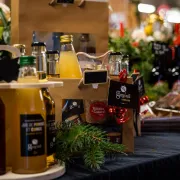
[0,164,65,180]
[0,81,63,89]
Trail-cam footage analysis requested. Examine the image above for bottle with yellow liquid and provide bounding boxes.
[57,35,82,78]
[12,56,46,174]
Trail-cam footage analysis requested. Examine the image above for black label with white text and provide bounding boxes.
[20,114,45,157]
[47,114,56,155]
[108,80,139,109]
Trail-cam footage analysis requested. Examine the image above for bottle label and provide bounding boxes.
[20,114,45,157]
[47,114,56,155]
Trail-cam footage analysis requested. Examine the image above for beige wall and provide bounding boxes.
[109,0,137,30]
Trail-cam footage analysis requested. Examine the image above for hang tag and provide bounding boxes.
[134,76,145,97]
[92,83,98,89]
[108,80,139,109]
[83,70,108,85]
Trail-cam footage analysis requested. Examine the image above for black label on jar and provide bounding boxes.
[20,114,45,157]
[47,114,56,156]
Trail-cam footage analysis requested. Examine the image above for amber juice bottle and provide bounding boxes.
[41,88,56,166]
[12,56,46,174]
[0,98,5,175]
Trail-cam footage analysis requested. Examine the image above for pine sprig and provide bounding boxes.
[55,122,126,170]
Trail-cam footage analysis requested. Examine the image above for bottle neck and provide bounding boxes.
[60,42,75,52]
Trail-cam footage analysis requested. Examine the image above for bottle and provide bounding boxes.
[31,42,47,80]
[79,33,90,53]
[46,50,60,78]
[12,56,46,174]
[57,35,82,78]
[121,54,129,74]
[108,52,123,76]
[0,98,5,175]
[13,44,26,57]
[41,87,56,166]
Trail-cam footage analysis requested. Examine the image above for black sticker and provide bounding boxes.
[108,80,139,109]
[135,76,145,97]
[20,114,45,157]
[47,114,56,156]
[62,99,84,122]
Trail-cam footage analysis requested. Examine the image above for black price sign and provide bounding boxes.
[108,80,139,109]
[83,70,108,85]
[152,42,169,56]
[57,0,74,3]
[135,76,145,97]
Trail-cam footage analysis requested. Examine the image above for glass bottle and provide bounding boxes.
[57,35,82,78]
[121,54,129,74]
[13,44,26,57]
[46,50,60,78]
[108,52,123,76]
[12,56,46,174]
[31,42,47,80]
[79,33,90,53]
[0,98,5,175]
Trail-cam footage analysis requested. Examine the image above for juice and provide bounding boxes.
[59,51,82,78]
[12,88,46,174]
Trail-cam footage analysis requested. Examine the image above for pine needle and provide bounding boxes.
[55,122,126,170]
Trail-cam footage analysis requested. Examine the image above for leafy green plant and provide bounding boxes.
[0,7,10,45]
[55,122,125,170]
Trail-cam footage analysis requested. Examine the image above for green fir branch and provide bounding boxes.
[55,122,126,170]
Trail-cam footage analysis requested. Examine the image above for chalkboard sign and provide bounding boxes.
[108,80,139,109]
[134,76,145,97]
[152,41,169,56]
[57,0,74,3]
[83,70,108,85]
